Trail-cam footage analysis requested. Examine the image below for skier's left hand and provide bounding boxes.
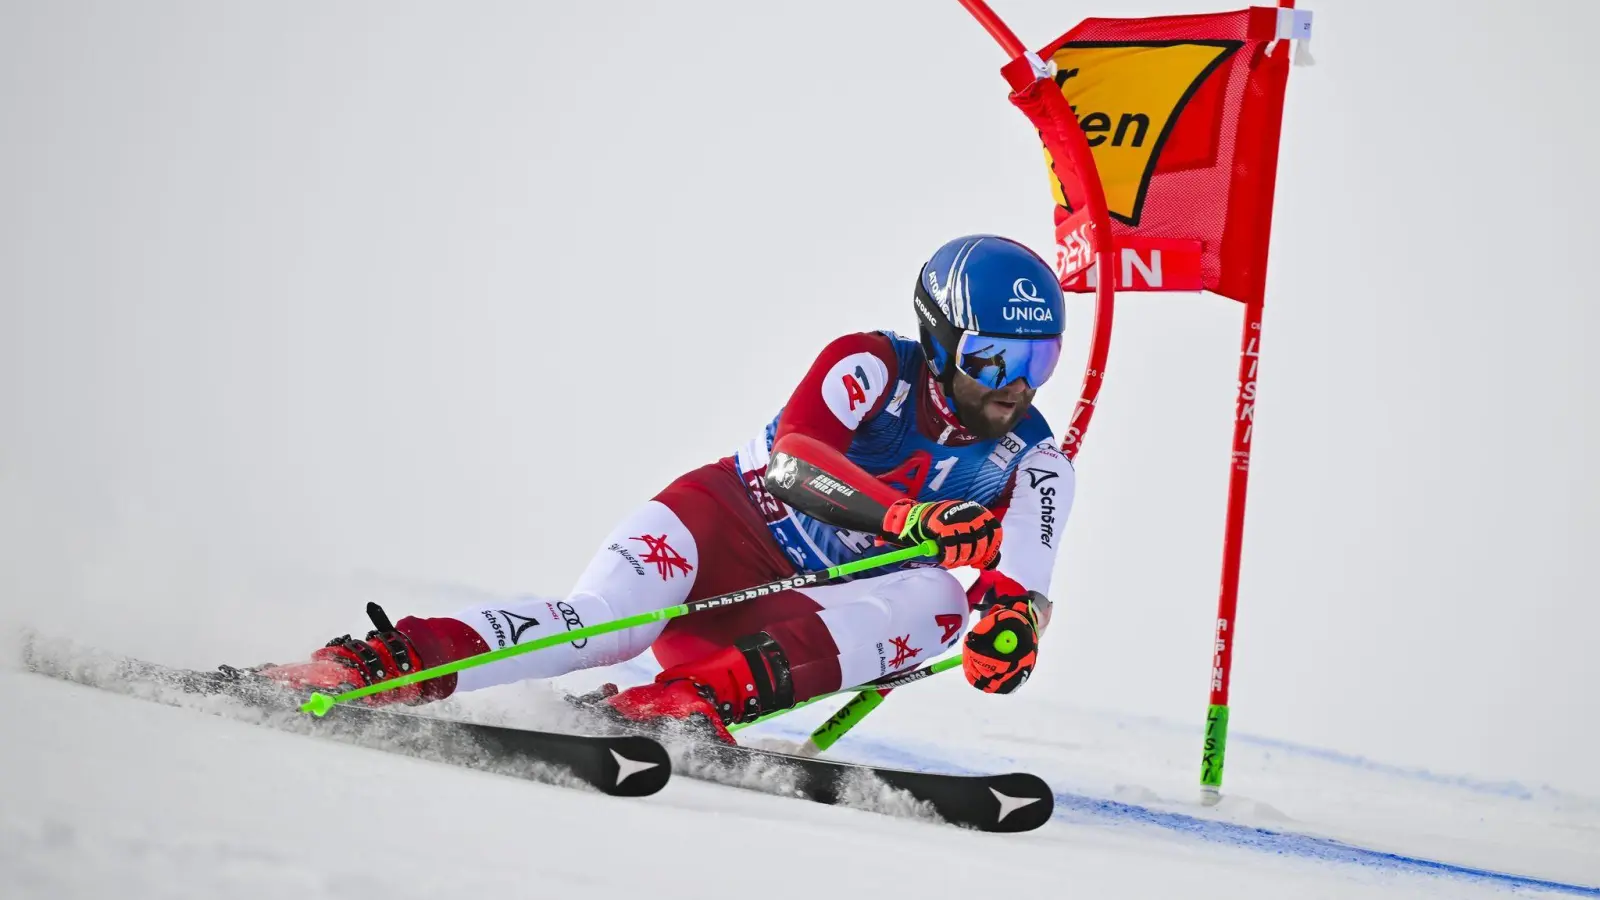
[963,577,1048,694]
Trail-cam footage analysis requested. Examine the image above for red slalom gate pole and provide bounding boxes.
[1200,297,1264,805]
[1200,1,1296,803]
[953,0,1119,469]
[957,0,1027,57]
[1063,248,1114,462]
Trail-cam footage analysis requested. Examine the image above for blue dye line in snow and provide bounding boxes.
[1053,792,1600,897]
[1039,708,1550,802]
[1227,731,1538,801]
[784,729,1600,897]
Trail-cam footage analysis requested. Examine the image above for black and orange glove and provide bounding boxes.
[881,498,1002,570]
[963,585,1048,694]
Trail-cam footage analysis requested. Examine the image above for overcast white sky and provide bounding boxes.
[2,1,1595,793]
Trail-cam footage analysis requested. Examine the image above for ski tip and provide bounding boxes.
[984,773,1055,833]
[301,692,335,717]
[603,736,673,797]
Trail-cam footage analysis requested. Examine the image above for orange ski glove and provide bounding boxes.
[963,589,1045,694]
[880,498,1002,570]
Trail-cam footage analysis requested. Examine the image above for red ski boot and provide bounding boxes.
[256,603,488,706]
[599,633,794,743]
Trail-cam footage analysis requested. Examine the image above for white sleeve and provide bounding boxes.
[996,440,1075,598]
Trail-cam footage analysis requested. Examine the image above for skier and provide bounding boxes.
[256,235,1077,742]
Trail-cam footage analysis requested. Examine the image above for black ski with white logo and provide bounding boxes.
[681,741,1054,833]
[563,687,1054,832]
[327,704,671,798]
[19,636,671,798]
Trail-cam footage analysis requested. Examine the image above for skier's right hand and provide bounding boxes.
[881,498,1002,570]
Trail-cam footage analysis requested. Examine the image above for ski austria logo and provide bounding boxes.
[1046,41,1240,225]
[1005,278,1054,324]
[887,634,922,668]
[631,534,693,580]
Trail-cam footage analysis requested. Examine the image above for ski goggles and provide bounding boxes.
[953,332,1064,390]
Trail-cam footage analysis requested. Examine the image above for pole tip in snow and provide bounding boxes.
[301,692,335,717]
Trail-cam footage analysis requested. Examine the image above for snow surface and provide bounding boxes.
[4,636,1596,900]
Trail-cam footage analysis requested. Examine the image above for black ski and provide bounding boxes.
[676,740,1054,833]
[320,705,672,798]
[19,635,671,798]
[565,687,1054,832]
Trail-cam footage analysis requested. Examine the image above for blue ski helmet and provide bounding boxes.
[913,235,1067,392]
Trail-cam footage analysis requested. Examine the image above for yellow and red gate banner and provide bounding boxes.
[1018,7,1304,303]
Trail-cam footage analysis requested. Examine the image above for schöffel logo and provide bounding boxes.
[1022,467,1059,489]
[481,610,508,648]
[500,610,539,644]
[1048,41,1240,225]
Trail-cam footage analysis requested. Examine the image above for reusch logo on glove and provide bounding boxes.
[939,501,983,521]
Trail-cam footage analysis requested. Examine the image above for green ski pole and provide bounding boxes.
[728,653,962,737]
[799,654,962,754]
[300,540,938,716]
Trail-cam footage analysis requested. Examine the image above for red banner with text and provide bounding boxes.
[1037,8,1293,303]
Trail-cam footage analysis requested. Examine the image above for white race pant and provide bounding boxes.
[450,499,967,694]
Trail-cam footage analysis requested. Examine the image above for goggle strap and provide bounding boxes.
[913,276,962,372]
